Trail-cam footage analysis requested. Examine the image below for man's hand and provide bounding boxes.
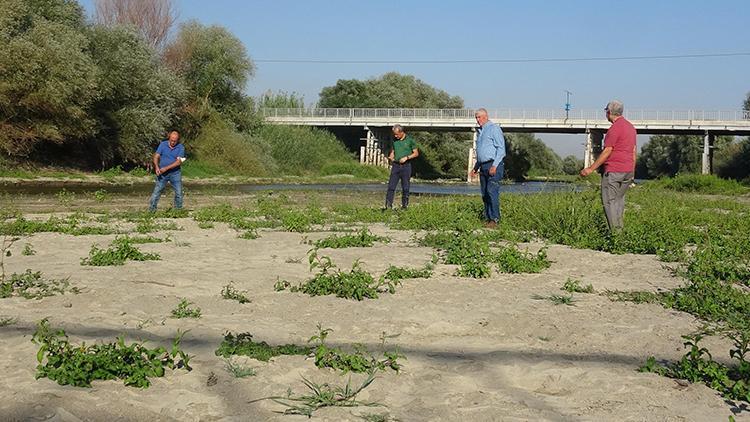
[155,167,162,176]
[489,166,497,176]
[579,167,593,177]
[399,156,408,164]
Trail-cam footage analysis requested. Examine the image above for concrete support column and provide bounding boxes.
[702,132,715,175]
[584,131,604,168]
[467,129,478,183]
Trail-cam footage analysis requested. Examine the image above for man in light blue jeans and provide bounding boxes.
[149,131,185,211]
[472,108,507,228]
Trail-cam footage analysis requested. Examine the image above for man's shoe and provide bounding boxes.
[484,220,497,229]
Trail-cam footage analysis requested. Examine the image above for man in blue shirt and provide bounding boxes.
[148,131,185,211]
[472,108,506,228]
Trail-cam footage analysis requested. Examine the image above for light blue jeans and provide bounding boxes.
[149,170,183,211]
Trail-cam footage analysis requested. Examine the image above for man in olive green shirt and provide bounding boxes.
[385,124,419,210]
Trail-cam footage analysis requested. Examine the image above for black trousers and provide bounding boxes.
[385,162,411,208]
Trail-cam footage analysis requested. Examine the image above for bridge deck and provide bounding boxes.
[261,108,750,135]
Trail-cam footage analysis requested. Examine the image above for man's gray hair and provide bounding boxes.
[606,100,624,116]
[475,108,488,116]
[392,124,404,133]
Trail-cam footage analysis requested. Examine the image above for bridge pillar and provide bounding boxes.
[584,130,604,168]
[702,132,715,175]
[467,129,478,183]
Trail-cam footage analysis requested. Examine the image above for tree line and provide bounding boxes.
[1,0,747,181]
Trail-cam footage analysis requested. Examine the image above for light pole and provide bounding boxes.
[564,90,573,120]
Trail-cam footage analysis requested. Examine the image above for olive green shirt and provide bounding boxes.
[392,135,417,161]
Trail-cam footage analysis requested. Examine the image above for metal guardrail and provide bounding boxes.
[259,108,750,122]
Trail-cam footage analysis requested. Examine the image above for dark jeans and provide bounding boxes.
[149,170,183,211]
[385,162,411,208]
[479,161,504,222]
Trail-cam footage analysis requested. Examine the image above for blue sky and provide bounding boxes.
[78,0,750,157]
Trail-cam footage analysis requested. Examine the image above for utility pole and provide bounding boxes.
[564,90,573,120]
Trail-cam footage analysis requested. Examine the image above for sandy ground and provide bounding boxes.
[1,209,747,421]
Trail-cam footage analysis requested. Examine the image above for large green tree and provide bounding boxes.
[88,25,186,166]
[318,72,467,178]
[319,72,463,109]
[0,0,98,157]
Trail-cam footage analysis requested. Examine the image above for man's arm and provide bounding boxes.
[388,148,395,162]
[152,153,161,175]
[580,147,613,176]
[489,126,506,176]
[159,158,183,173]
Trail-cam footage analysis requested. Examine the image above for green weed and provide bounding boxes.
[92,189,109,202]
[221,283,251,304]
[1,270,79,299]
[533,293,575,306]
[492,245,550,273]
[562,278,594,294]
[170,298,202,319]
[313,227,389,249]
[0,216,116,236]
[22,243,36,256]
[0,316,18,326]
[81,237,160,266]
[248,372,382,417]
[308,325,404,374]
[383,263,434,281]
[223,358,256,378]
[279,250,399,300]
[56,189,75,206]
[640,332,750,403]
[215,332,310,361]
[31,319,191,388]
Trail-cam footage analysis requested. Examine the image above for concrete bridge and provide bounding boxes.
[260,108,750,179]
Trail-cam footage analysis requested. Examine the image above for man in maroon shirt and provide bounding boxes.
[580,100,636,230]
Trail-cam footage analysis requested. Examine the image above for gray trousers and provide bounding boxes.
[601,171,634,230]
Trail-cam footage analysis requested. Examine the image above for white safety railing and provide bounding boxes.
[259,108,750,122]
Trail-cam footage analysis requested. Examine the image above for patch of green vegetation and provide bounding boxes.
[0,316,18,326]
[647,174,748,195]
[56,189,76,206]
[533,293,575,306]
[383,262,434,281]
[221,283,250,304]
[22,243,36,256]
[170,298,202,319]
[215,332,311,361]
[277,250,399,300]
[0,216,116,236]
[1,270,79,299]
[92,189,109,202]
[640,332,750,403]
[81,237,160,266]
[248,372,382,418]
[309,326,404,374]
[492,244,550,273]
[562,278,594,294]
[32,319,191,388]
[223,358,256,378]
[313,227,390,249]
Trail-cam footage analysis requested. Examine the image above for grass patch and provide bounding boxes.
[221,283,251,304]
[81,237,160,266]
[223,358,256,378]
[1,270,79,299]
[277,250,399,300]
[647,174,748,195]
[0,316,18,326]
[31,319,191,388]
[0,216,116,236]
[640,332,750,403]
[313,227,390,249]
[533,293,575,306]
[215,332,311,362]
[309,326,404,374]
[22,243,36,256]
[248,372,382,418]
[170,298,202,319]
[562,278,594,294]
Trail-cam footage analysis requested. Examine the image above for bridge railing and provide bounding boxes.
[259,108,750,122]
